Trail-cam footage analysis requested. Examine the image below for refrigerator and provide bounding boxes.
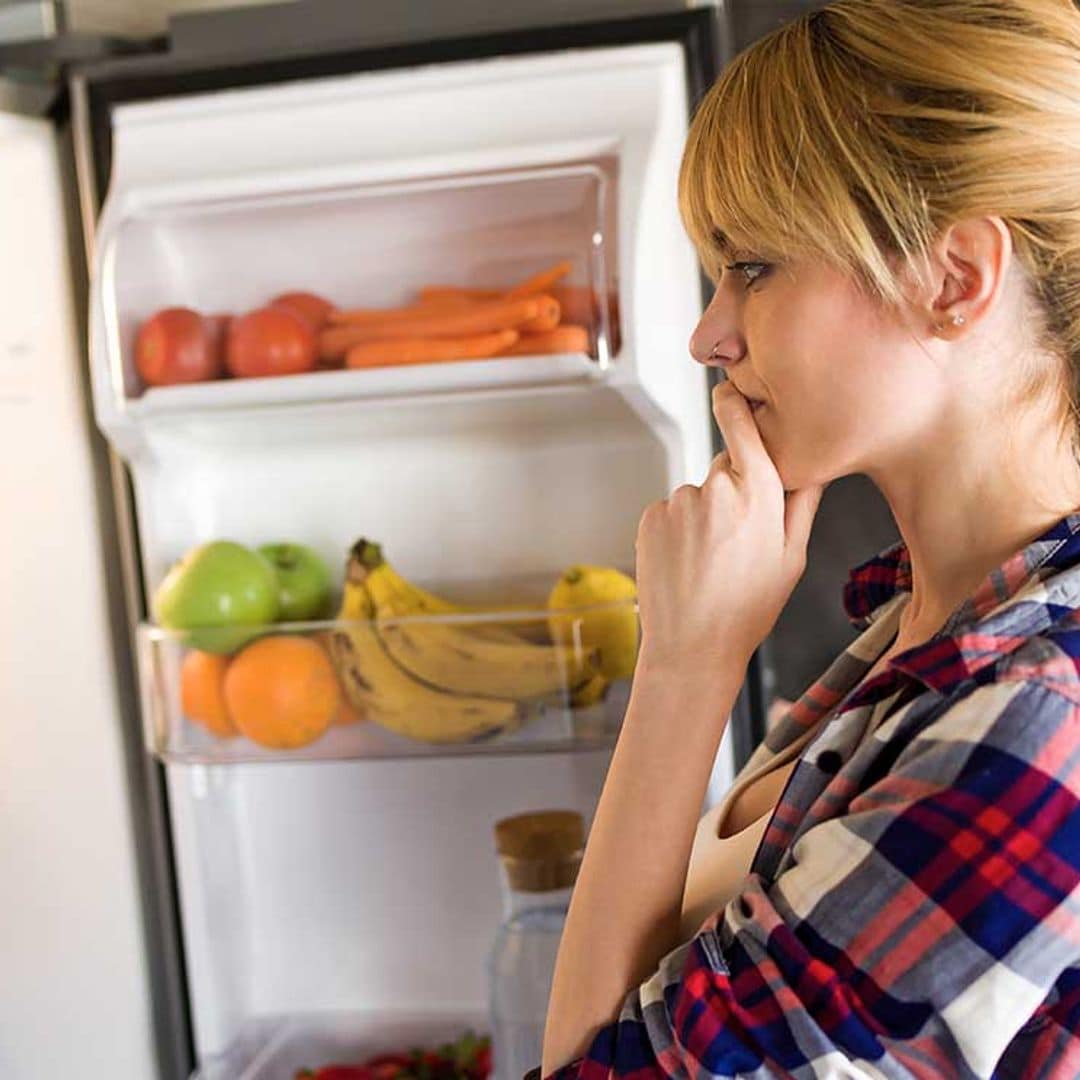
[0,3,769,1077]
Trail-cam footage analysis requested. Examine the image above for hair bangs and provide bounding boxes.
[678,29,825,281]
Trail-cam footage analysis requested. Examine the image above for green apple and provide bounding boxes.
[257,542,333,621]
[153,540,279,653]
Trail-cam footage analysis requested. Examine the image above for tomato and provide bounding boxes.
[205,313,233,374]
[271,290,336,330]
[226,306,318,378]
[135,307,222,387]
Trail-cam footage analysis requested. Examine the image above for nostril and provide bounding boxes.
[689,331,713,364]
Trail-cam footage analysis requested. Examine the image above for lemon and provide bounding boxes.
[547,565,639,681]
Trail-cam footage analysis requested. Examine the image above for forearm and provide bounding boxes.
[541,655,747,1075]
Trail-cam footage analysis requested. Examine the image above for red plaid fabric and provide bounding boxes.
[537,512,1080,1080]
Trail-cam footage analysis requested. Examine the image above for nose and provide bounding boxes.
[689,283,745,368]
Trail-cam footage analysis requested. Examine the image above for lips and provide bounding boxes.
[714,373,766,411]
[732,386,765,410]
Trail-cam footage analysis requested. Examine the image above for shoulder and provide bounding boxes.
[883,670,1080,803]
[995,613,1080,706]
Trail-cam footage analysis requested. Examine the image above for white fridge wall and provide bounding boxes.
[87,41,727,1063]
[132,389,670,589]
[0,110,157,1080]
[168,753,615,1056]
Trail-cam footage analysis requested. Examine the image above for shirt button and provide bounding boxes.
[817,750,843,775]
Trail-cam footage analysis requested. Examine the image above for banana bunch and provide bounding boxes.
[328,540,603,744]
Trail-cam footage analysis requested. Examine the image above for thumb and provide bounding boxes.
[783,483,825,554]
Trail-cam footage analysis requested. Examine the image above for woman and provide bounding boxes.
[537,1,1080,1077]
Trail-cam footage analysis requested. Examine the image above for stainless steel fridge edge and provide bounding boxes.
[68,70,195,1080]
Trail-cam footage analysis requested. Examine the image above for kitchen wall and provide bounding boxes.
[62,0,711,36]
[62,0,828,40]
[729,0,826,50]
[63,0,270,35]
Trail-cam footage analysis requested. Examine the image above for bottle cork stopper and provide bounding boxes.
[494,810,585,892]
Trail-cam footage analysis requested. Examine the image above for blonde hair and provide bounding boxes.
[679,0,1080,441]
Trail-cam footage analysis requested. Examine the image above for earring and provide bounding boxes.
[936,312,966,332]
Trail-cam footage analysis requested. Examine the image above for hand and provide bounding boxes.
[634,380,825,677]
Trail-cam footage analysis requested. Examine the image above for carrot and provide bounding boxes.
[498,325,590,356]
[519,294,561,334]
[319,297,544,360]
[417,285,503,303]
[549,285,599,327]
[345,330,520,369]
[328,295,476,326]
[506,260,574,298]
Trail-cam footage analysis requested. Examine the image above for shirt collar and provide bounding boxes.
[841,511,1080,696]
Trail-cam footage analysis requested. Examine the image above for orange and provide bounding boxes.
[180,649,237,738]
[223,634,339,750]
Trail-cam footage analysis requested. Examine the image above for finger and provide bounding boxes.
[705,448,733,481]
[711,380,771,481]
[783,483,826,550]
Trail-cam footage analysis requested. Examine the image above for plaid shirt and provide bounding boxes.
[534,511,1080,1080]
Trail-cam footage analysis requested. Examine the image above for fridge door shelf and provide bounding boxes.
[92,160,620,429]
[193,1009,490,1080]
[138,600,638,765]
[124,349,607,419]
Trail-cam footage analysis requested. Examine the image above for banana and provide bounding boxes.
[570,671,610,708]
[361,545,552,645]
[330,576,521,744]
[350,541,601,702]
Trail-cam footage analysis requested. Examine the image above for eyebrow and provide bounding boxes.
[709,228,759,262]
[710,228,732,254]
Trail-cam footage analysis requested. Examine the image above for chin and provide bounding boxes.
[776,456,832,494]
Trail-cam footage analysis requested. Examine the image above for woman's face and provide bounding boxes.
[689,254,946,490]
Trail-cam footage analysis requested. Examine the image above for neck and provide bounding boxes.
[865,400,1080,644]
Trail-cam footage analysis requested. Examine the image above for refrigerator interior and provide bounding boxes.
[86,39,733,1077]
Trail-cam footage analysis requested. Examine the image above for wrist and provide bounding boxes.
[630,648,749,715]
[634,645,750,688]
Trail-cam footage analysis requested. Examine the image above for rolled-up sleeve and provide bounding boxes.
[539,679,1080,1080]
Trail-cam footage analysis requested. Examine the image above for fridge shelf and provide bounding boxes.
[93,160,621,420]
[194,1009,490,1080]
[138,596,638,765]
[126,349,605,418]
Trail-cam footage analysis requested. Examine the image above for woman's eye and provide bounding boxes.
[724,261,771,287]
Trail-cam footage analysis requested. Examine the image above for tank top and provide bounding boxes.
[679,755,799,940]
[680,629,903,941]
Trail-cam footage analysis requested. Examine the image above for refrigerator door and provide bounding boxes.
[0,102,158,1080]
[72,12,754,1076]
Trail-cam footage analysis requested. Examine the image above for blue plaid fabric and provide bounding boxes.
[538,512,1080,1079]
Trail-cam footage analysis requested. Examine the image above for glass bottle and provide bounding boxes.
[487,810,585,1080]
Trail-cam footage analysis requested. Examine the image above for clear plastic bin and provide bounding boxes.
[138,594,638,764]
[194,1010,491,1080]
[98,161,621,416]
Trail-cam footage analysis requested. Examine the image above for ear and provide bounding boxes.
[922,216,1013,338]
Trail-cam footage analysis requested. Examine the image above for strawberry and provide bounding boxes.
[471,1044,492,1079]
[296,1067,375,1080]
